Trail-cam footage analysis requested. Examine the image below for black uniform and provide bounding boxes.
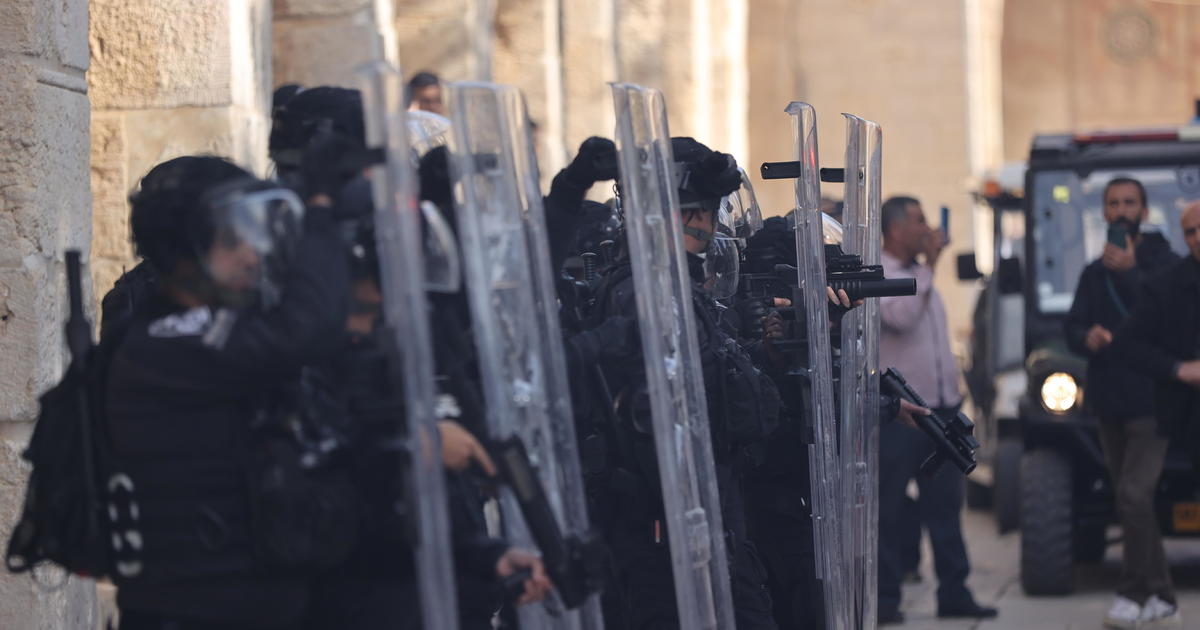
[584,254,780,630]
[106,205,349,629]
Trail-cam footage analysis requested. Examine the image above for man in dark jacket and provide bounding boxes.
[1110,200,1200,629]
[1064,176,1180,629]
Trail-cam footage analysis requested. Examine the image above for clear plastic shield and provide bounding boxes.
[445,81,602,630]
[785,102,846,630]
[610,82,737,630]
[839,114,883,630]
[357,56,460,630]
[722,167,764,240]
[861,119,883,630]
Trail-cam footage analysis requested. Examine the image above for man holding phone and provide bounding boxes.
[1064,176,1179,629]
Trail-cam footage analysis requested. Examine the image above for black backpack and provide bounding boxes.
[5,252,128,579]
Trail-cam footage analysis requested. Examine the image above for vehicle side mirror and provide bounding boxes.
[997,256,1022,294]
[956,253,984,281]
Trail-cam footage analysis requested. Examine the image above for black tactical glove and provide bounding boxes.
[563,137,618,189]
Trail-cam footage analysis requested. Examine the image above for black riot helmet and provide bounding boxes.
[670,137,742,213]
[131,158,304,309]
[130,156,254,279]
[269,86,367,185]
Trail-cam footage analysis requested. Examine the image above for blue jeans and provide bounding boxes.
[877,413,971,614]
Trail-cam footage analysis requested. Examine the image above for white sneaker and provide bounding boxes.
[1103,596,1142,629]
[1139,595,1182,629]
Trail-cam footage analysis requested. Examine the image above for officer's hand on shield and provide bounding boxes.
[495,548,554,605]
[437,420,497,475]
[563,137,618,189]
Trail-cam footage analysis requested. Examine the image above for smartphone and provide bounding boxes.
[940,205,950,243]
[1107,223,1129,249]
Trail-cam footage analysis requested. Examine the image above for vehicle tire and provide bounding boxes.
[1020,448,1074,595]
[994,438,1022,533]
[1074,522,1107,564]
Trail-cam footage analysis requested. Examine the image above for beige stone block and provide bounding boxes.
[90,115,131,264]
[394,4,475,81]
[0,439,98,630]
[274,0,369,18]
[121,107,253,188]
[395,0,471,20]
[89,0,233,110]
[272,11,375,88]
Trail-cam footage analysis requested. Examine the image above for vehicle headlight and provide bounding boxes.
[1040,372,1079,413]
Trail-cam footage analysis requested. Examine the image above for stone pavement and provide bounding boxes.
[892,507,1200,630]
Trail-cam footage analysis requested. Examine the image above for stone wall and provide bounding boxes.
[1002,0,1200,160]
[89,0,274,308]
[273,0,376,89]
[0,0,98,626]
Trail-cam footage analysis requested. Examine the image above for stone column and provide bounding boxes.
[0,0,98,625]
[746,0,802,217]
[615,0,748,162]
[562,0,619,152]
[494,0,568,177]
[89,0,274,304]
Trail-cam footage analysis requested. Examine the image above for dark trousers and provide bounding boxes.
[604,472,777,630]
[1098,416,1174,604]
[745,478,818,630]
[877,414,971,614]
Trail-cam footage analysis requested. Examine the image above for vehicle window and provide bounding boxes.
[1030,166,1197,313]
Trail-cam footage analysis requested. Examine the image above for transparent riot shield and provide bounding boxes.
[839,114,883,630]
[610,82,737,630]
[445,81,603,630]
[356,4,459,627]
[784,102,846,630]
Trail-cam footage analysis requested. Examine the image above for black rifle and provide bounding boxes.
[486,435,605,610]
[823,244,917,301]
[880,367,979,476]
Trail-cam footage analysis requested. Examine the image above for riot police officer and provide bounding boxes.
[583,137,780,630]
[105,157,351,629]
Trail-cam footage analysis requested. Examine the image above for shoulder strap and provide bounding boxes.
[1104,272,1131,320]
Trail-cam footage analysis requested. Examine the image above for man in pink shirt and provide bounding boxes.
[876,196,997,624]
